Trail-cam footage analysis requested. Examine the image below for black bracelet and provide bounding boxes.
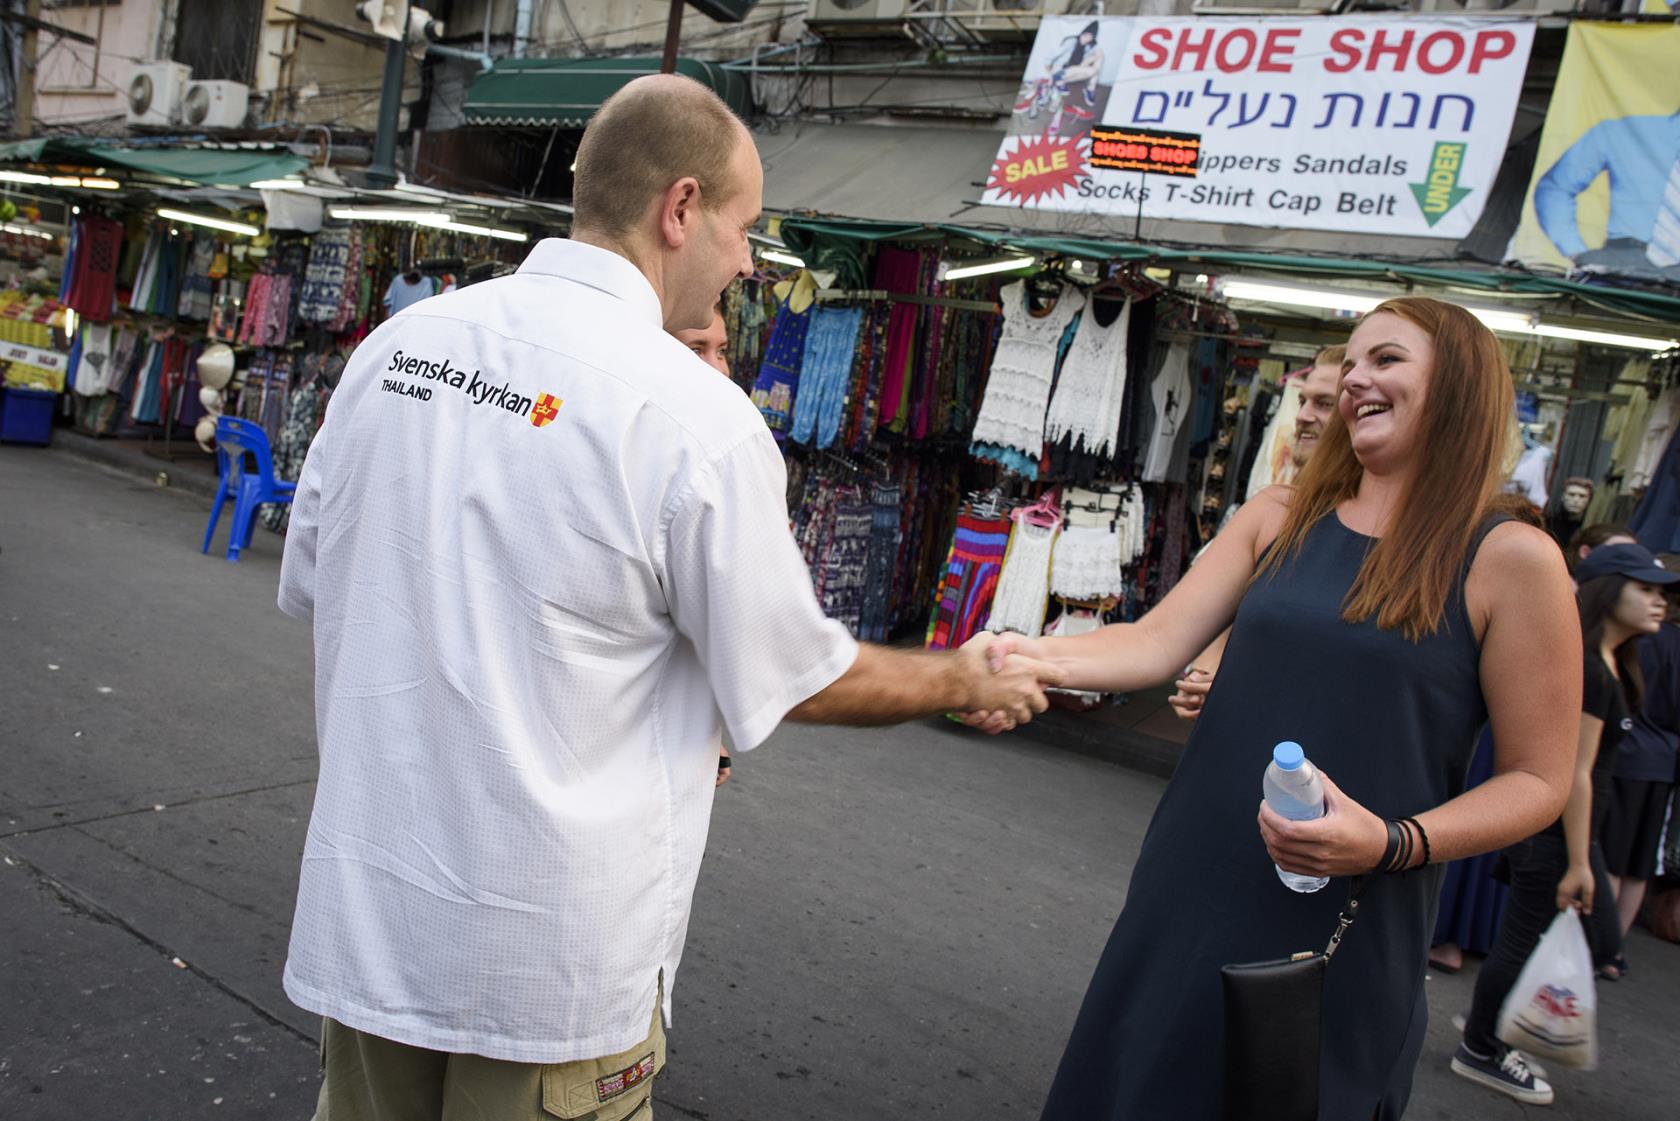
[1378,820,1403,874]
[1402,816,1431,867]
[1394,820,1414,874]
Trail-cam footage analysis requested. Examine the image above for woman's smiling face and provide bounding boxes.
[1340,311,1435,476]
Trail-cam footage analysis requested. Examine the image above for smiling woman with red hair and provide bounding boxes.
[982,297,1580,1120]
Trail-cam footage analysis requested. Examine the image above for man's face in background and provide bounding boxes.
[1291,360,1342,468]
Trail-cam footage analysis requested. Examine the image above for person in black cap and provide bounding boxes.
[1452,541,1680,1105]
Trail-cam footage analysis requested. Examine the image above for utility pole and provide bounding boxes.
[14,0,40,139]
[367,40,405,187]
[660,0,683,75]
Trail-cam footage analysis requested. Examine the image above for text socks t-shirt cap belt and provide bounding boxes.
[278,239,858,1064]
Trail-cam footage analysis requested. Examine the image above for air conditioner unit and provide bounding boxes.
[126,61,192,128]
[807,0,911,36]
[183,81,250,129]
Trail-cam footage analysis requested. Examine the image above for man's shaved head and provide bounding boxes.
[572,74,750,241]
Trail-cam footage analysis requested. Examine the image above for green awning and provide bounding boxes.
[463,56,751,128]
[0,137,304,186]
[779,216,1680,322]
[88,146,305,186]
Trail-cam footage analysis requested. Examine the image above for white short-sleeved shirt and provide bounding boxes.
[278,239,858,1063]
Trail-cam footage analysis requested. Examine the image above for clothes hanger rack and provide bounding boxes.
[815,288,1001,314]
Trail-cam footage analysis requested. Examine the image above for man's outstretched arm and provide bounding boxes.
[787,636,1063,728]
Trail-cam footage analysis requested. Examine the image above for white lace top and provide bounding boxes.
[1046,296,1131,458]
[970,281,1086,465]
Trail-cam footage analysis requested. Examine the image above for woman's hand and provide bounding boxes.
[1556,862,1595,914]
[1168,669,1213,721]
[1257,772,1390,879]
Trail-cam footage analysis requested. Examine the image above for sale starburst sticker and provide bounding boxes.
[985,135,1089,206]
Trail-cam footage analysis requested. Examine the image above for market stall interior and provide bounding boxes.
[0,136,564,477]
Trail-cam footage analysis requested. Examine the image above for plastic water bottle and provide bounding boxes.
[1262,741,1330,893]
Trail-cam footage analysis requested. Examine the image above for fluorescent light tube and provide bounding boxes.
[941,255,1037,282]
[1221,279,1535,334]
[436,220,528,242]
[156,207,260,237]
[328,207,451,225]
[1532,323,1679,353]
[0,170,52,185]
[78,177,120,190]
[2,223,55,240]
[760,249,806,268]
[1220,279,1381,315]
[249,178,307,191]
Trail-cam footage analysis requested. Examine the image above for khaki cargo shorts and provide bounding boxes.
[312,990,666,1121]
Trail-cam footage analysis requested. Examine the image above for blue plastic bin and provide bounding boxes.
[0,387,56,446]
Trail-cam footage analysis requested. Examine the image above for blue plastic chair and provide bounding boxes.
[201,416,296,563]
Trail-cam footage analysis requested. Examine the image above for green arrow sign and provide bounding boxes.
[1409,142,1471,227]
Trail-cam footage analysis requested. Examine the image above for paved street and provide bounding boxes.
[2,444,1676,1121]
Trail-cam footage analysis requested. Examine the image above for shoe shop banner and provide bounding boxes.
[981,15,1534,239]
[1508,20,1680,283]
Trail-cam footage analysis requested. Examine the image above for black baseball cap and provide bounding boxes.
[1575,542,1680,586]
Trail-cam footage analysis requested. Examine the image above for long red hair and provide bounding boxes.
[1258,297,1521,641]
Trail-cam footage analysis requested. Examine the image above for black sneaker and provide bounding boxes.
[1451,1042,1554,1105]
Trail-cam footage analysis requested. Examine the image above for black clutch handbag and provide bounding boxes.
[1220,877,1367,1121]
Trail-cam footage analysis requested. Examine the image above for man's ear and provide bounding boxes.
[659,177,702,250]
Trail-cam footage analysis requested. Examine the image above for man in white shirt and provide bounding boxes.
[279,74,1059,1120]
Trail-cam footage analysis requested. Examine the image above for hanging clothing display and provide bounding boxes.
[790,304,865,448]
[177,234,217,321]
[65,215,124,322]
[858,481,903,643]
[986,517,1060,638]
[299,226,355,323]
[71,323,117,396]
[749,279,815,439]
[874,247,925,431]
[1051,526,1125,601]
[925,513,1012,650]
[1244,370,1303,498]
[239,272,295,347]
[1142,343,1193,484]
[1045,296,1130,465]
[970,281,1085,480]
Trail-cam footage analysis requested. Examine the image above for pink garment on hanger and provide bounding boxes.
[872,247,922,428]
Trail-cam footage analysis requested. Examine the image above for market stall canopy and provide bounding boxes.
[0,137,305,187]
[779,214,1680,325]
[463,57,751,128]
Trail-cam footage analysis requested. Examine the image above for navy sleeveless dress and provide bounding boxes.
[1040,513,1500,1121]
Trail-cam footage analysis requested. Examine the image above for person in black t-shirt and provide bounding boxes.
[1453,543,1678,1104]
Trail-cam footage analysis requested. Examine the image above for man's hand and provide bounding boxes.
[1169,668,1213,721]
[1256,771,1389,879]
[715,745,732,788]
[956,632,1062,734]
[1556,862,1594,914]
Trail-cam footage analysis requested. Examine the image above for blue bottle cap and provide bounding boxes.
[1272,741,1305,770]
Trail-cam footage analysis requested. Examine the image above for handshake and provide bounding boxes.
[955,631,1066,735]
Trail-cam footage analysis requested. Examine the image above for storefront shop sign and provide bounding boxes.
[980,15,1534,239]
[1509,22,1680,285]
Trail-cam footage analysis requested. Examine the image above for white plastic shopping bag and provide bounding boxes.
[1497,908,1598,1070]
